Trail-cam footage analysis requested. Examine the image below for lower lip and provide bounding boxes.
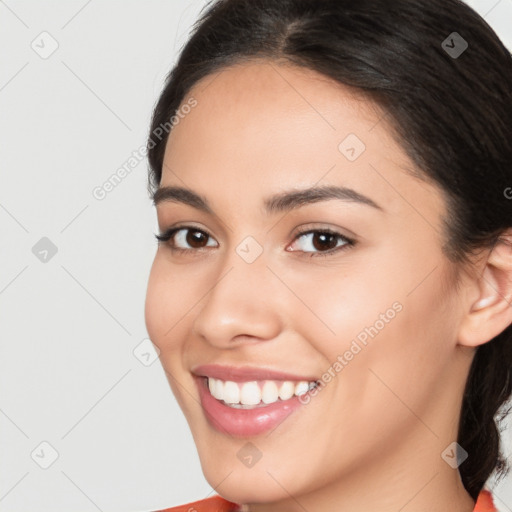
[195,377,305,437]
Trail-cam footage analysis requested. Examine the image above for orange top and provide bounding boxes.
[474,489,498,512]
[154,489,496,512]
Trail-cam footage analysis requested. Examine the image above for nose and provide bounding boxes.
[191,251,284,349]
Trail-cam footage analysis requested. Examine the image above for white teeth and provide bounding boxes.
[295,381,310,396]
[208,377,216,395]
[279,381,295,400]
[211,378,223,400]
[223,381,240,404]
[240,381,261,405]
[261,381,279,404]
[205,377,317,407]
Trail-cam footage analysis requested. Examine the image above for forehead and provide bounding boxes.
[161,59,445,222]
[168,59,381,157]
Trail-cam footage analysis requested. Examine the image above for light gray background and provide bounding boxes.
[1,1,511,511]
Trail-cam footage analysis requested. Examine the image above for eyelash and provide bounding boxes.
[154,225,356,258]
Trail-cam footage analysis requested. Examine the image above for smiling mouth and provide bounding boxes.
[192,364,321,436]
[205,376,319,408]
[195,375,318,437]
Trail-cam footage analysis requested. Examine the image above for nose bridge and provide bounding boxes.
[192,236,283,345]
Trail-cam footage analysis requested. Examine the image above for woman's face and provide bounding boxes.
[145,60,472,505]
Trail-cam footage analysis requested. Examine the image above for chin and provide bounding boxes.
[195,439,313,505]
[203,467,291,504]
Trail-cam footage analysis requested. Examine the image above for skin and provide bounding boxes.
[144,59,512,512]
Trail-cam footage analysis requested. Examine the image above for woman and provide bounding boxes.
[144,0,512,510]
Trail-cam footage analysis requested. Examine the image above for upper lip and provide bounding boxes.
[192,364,318,383]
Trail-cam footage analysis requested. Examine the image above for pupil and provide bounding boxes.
[187,230,207,248]
[313,232,336,251]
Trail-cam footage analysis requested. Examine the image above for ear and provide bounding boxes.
[457,229,512,348]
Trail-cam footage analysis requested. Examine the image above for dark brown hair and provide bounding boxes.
[146,0,512,501]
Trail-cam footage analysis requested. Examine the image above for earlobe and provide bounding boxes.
[458,231,512,348]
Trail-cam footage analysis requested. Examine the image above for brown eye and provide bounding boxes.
[186,229,209,248]
[173,227,217,250]
[155,226,218,251]
[288,229,355,257]
[311,232,339,251]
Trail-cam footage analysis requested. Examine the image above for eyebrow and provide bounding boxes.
[152,184,383,214]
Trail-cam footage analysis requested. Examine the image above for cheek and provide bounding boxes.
[278,257,397,359]
[282,244,455,413]
[144,255,190,354]
[144,257,198,408]
[144,258,165,349]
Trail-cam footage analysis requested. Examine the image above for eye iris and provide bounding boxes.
[186,229,208,248]
[312,232,337,251]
